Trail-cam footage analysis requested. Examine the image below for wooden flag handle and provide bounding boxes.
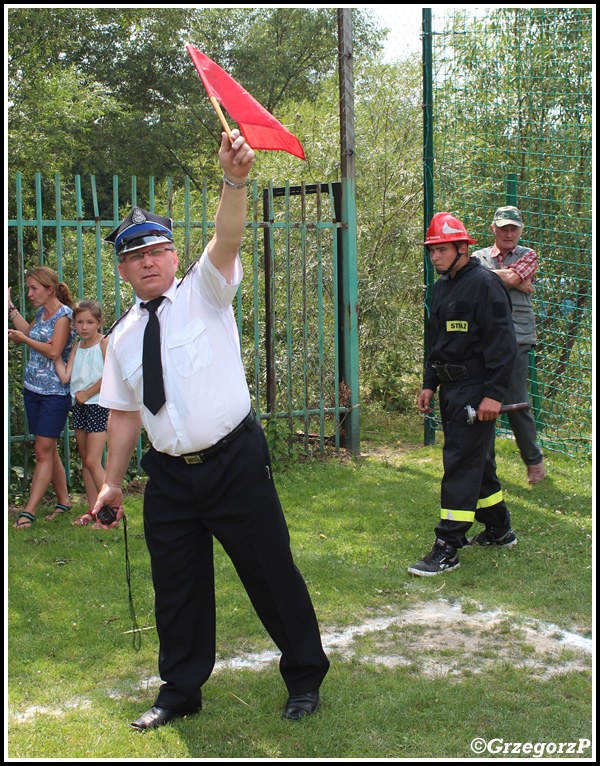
[209,96,234,142]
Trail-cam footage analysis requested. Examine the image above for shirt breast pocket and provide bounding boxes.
[167,318,213,377]
[445,301,472,334]
[121,351,143,398]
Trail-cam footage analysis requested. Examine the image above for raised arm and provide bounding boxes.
[206,129,255,282]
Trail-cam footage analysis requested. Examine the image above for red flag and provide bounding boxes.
[186,44,305,160]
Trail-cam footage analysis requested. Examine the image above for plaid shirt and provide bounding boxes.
[492,244,538,281]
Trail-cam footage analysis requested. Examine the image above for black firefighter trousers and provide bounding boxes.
[434,381,511,549]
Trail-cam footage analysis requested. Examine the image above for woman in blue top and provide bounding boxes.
[8,267,76,529]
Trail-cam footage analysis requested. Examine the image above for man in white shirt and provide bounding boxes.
[96,129,329,730]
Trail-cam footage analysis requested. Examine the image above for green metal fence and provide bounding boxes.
[7,173,357,487]
[8,7,593,491]
[421,7,592,455]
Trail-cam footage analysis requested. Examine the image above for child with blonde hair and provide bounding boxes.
[55,300,110,526]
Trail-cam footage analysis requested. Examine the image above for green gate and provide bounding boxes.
[7,173,359,488]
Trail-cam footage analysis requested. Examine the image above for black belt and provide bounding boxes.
[432,359,485,383]
[181,411,255,464]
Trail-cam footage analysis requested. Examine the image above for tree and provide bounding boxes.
[8,7,384,196]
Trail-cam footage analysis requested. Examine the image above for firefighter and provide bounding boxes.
[408,213,518,576]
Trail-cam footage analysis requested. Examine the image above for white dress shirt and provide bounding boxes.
[99,248,251,456]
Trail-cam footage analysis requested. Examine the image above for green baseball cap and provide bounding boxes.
[492,205,523,227]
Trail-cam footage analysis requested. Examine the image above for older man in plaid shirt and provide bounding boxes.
[472,206,546,484]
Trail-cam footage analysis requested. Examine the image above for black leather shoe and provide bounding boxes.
[130,705,197,731]
[282,690,320,720]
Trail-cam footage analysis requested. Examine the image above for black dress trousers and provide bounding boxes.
[140,418,330,713]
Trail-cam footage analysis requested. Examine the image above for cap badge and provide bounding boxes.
[132,207,147,225]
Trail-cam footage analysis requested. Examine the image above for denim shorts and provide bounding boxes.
[23,388,72,439]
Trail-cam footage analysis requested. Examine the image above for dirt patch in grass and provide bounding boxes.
[330,599,592,680]
[197,598,591,682]
[360,442,432,465]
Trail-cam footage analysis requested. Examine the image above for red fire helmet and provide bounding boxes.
[423,213,477,247]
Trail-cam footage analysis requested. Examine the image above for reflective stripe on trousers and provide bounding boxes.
[441,489,504,521]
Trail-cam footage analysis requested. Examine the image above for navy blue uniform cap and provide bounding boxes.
[105,207,174,257]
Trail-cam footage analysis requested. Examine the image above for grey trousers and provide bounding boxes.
[490,343,543,466]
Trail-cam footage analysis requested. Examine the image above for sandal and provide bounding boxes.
[44,503,72,521]
[90,520,118,530]
[13,512,35,530]
[72,512,95,527]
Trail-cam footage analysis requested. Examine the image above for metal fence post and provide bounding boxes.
[337,7,360,455]
[422,7,436,446]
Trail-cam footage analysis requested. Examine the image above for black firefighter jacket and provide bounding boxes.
[423,259,517,403]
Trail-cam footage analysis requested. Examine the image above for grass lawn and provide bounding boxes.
[7,408,593,759]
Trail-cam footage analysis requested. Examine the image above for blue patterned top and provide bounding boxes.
[23,305,76,396]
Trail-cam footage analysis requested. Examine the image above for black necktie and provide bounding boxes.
[141,296,166,415]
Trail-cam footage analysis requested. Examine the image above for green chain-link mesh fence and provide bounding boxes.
[376,6,592,456]
[429,7,592,455]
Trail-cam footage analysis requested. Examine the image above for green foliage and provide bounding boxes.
[8,8,384,206]
[7,9,399,426]
[252,57,425,410]
[263,415,302,472]
[364,351,422,412]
